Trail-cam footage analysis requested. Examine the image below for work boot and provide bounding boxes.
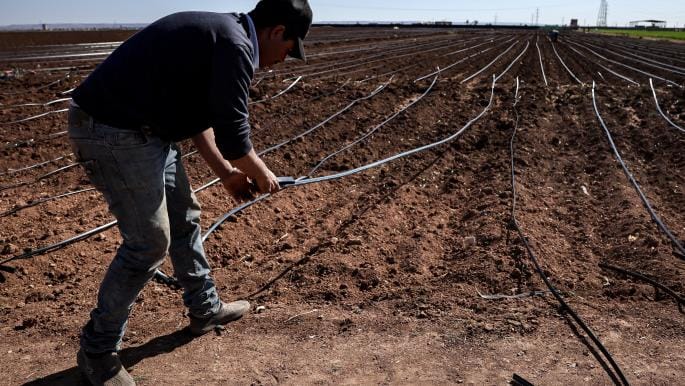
[189,300,250,336]
[77,349,135,386]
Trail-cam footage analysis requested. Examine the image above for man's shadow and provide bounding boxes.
[24,328,195,385]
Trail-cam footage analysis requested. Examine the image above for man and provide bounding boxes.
[67,1,312,385]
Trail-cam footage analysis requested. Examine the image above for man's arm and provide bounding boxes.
[192,128,279,199]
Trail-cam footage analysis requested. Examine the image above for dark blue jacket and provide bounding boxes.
[73,11,256,160]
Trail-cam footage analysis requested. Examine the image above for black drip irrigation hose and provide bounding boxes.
[592,83,685,260]
[201,76,497,299]
[511,373,535,386]
[599,262,685,314]
[307,73,439,177]
[509,78,629,386]
[0,187,95,218]
[161,38,525,288]
[0,153,73,176]
[0,76,395,272]
[0,162,79,193]
[649,78,685,134]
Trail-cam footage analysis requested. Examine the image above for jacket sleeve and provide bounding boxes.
[208,42,254,160]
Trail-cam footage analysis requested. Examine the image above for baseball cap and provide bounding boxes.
[251,0,313,61]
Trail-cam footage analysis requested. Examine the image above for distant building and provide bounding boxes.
[629,20,667,28]
[570,19,578,29]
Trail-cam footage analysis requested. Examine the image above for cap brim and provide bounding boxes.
[288,37,306,62]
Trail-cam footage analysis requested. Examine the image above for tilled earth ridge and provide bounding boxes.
[0,28,683,385]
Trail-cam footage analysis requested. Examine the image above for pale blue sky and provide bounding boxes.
[1,1,684,27]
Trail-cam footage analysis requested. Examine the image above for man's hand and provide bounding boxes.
[220,169,256,202]
[254,168,280,194]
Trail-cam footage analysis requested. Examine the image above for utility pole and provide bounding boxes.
[494,13,497,25]
[535,8,539,26]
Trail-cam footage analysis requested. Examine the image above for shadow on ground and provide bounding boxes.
[23,328,194,385]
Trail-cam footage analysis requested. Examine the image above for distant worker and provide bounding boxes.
[549,29,559,42]
[67,0,312,385]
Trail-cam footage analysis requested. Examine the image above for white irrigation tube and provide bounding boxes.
[283,37,464,81]
[0,153,73,176]
[308,74,439,176]
[535,37,549,86]
[550,41,584,85]
[580,40,685,76]
[0,51,112,62]
[649,78,685,134]
[415,42,500,82]
[592,82,685,258]
[2,108,69,125]
[461,40,519,84]
[566,40,681,88]
[261,76,393,154]
[564,43,639,86]
[249,76,302,105]
[0,97,71,110]
[604,41,685,72]
[494,41,530,82]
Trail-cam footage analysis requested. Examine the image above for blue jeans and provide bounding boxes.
[67,105,220,354]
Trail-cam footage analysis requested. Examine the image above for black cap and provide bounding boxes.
[251,0,313,61]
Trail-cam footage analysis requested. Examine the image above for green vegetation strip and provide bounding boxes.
[594,29,685,41]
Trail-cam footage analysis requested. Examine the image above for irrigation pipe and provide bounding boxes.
[1,130,68,152]
[0,162,79,193]
[0,75,68,96]
[649,78,685,133]
[509,78,629,386]
[600,263,684,314]
[0,153,73,176]
[2,108,69,125]
[536,36,549,86]
[233,76,498,300]
[261,76,393,154]
[307,74,438,177]
[0,97,71,110]
[564,44,639,86]
[579,40,685,77]
[566,40,680,88]
[494,41,529,82]
[550,42,584,85]
[461,40,519,84]
[0,187,95,218]
[592,82,685,259]
[249,76,302,105]
[284,37,464,81]
[415,44,498,82]
[0,76,395,268]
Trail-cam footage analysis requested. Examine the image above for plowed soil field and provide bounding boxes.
[1,27,684,385]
